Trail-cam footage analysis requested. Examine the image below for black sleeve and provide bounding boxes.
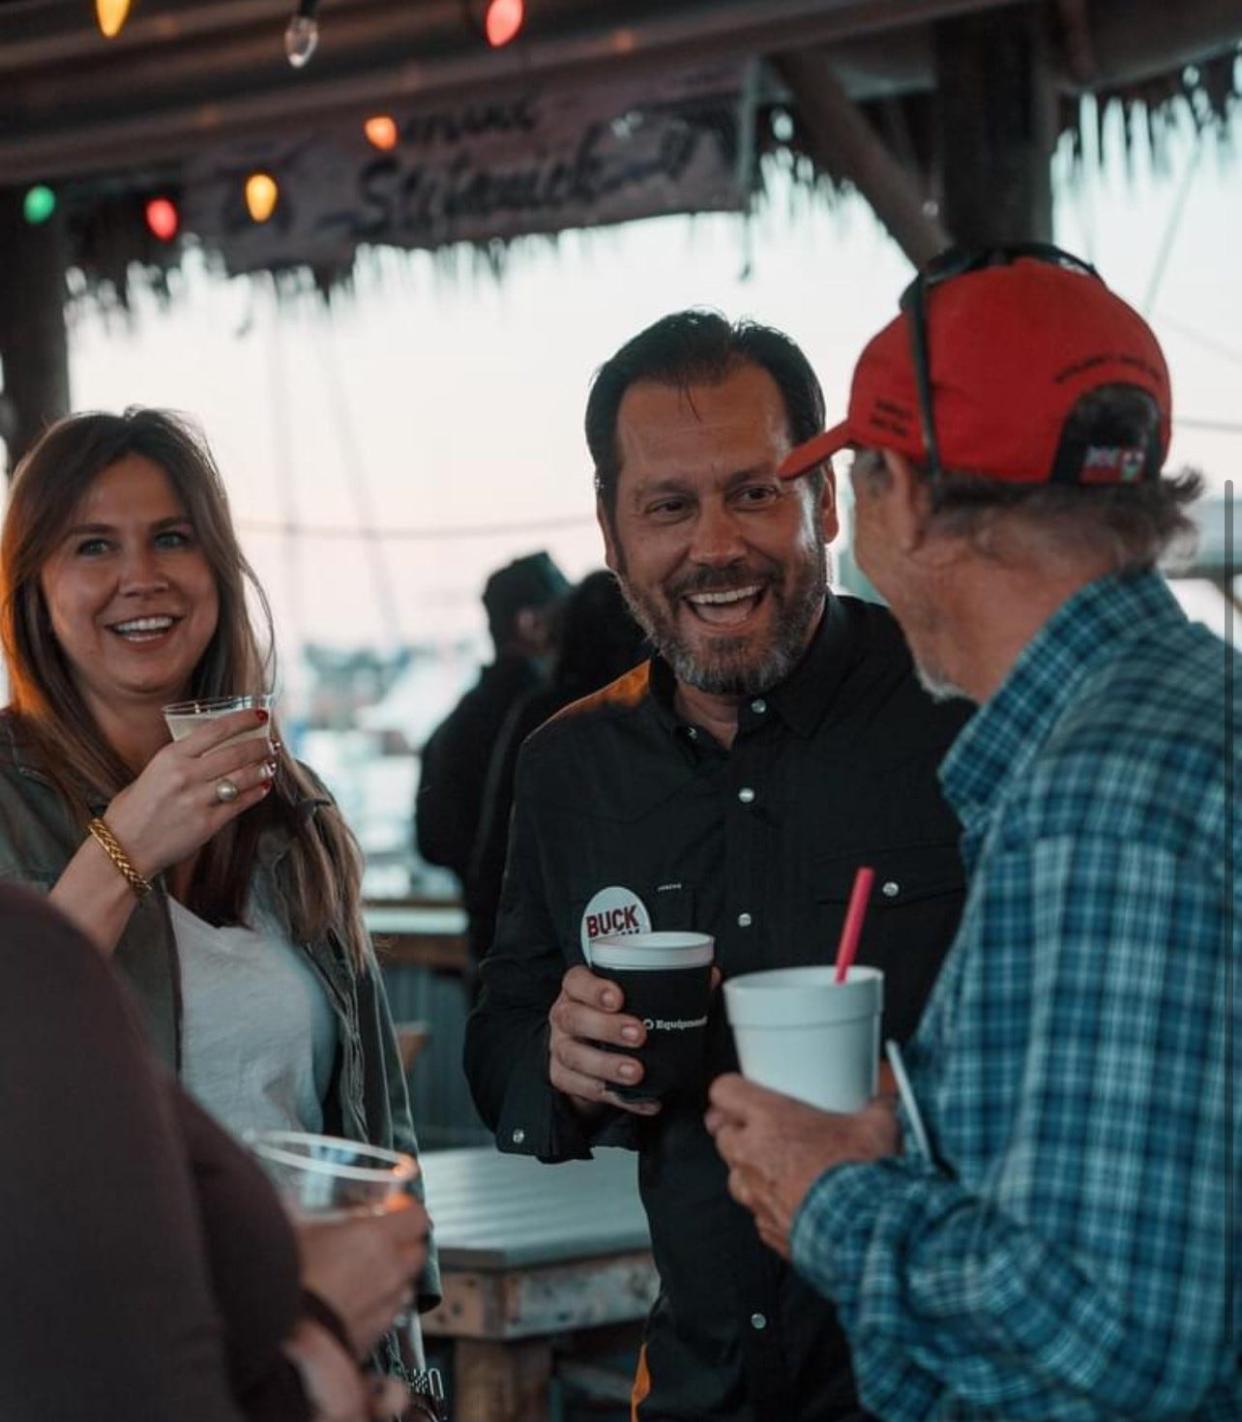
[414,716,476,875]
[463,748,637,1162]
[0,886,303,1422]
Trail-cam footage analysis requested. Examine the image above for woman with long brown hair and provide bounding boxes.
[0,407,438,1316]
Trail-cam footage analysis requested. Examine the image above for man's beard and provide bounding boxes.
[617,540,828,698]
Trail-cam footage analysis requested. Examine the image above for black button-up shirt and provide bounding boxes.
[465,596,971,1422]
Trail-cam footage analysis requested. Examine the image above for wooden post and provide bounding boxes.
[451,1338,553,1422]
[933,3,1056,248]
[0,185,70,476]
[775,50,950,269]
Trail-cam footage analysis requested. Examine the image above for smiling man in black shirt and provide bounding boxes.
[465,311,970,1422]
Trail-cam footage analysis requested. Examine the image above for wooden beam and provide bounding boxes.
[933,3,1056,246]
[774,50,949,267]
[0,187,70,475]
[818,0,1241,101]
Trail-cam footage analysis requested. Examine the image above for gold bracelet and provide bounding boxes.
[87,817,152,901]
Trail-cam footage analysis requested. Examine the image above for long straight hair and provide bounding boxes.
[1,408,369,966]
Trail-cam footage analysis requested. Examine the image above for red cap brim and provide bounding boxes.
[778,421,851,480]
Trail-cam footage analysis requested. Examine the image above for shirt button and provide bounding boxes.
[751,699,767,714]
[511,1128,526,1145]
[750,1312,767,1331]
[882,881,900,898]
[738,787,756,804]
[737,912,753,927]
[686,727,699,740]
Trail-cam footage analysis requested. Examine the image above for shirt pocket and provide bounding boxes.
[814,843,965,1043]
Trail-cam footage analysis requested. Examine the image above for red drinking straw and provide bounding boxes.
[834,866,875,984]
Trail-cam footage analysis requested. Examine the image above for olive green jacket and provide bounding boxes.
[0,711,440,1306]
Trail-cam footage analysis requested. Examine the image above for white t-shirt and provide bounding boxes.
[171,895,338,1141]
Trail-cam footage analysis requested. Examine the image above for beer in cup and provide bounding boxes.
[163,693,273,746]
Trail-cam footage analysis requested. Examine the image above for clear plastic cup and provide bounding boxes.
[246,1129,418,1219]
[163,692,273,745]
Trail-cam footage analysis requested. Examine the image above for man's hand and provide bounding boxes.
[705,1074,899,1260]
[548,964,661,1118]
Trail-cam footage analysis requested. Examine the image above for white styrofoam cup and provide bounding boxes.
[723,965,883,1112]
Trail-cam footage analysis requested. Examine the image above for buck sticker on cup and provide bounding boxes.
[580,885,652,959]
[590,931,714,1103]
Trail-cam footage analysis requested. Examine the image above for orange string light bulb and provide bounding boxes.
[95,0,133,38]
[364,115,399,151]
[244,172,280,224]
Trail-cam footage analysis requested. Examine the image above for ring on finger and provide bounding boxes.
[214,777,240,804]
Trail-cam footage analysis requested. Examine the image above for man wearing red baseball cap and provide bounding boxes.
[709,247,1238,1420]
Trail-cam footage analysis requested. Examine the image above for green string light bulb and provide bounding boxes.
[23,186,56,225]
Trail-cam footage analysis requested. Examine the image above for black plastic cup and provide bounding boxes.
[590,932,715,1102]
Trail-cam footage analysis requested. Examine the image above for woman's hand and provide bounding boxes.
[296,1197,430,1359]
[281,1320,408,1422]
[103,708,276,879]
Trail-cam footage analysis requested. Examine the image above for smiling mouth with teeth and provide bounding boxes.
[683,583,766,629]
[109,615,179,642]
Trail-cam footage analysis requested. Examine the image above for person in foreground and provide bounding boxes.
[708,247,1239,1420]
[0,882,427,1422]
[466,311,971,1421]
[0,408,438,1319]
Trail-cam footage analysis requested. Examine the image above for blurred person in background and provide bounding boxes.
[467,568,648,978]
[0,881,428,1422]
[0,407,439,1339]
[415,549,568,959]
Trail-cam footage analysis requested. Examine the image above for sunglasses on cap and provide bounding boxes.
[899,243,1104,482]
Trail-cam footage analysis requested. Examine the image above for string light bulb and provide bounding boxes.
[144,197,179,242]
[483,0,524,47]
[95,0,133,38]
[244,172,280,224]
[364,115,399,151]
[22,185,56,225]
[284,0,319,67]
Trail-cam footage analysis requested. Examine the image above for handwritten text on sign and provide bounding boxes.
[186,64,754,273]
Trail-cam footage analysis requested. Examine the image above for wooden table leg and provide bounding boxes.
[451,1338,553,1422]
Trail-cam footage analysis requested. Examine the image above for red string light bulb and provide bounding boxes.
[484,0,524,47]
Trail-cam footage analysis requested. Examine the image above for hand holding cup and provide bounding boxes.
[548,933,715,1117]
[296,1200,430,1358]
[548,963,658,1117]
[104,705,276,879]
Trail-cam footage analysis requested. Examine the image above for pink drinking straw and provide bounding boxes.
[834,866,875,984]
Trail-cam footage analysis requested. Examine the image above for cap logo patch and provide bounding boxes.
[581,886,652,962]
[1080,444,1147,484]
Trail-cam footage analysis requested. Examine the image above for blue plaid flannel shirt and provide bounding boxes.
[792,571,1239,1421]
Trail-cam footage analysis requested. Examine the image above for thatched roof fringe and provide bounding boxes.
[59,46,1239,314]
